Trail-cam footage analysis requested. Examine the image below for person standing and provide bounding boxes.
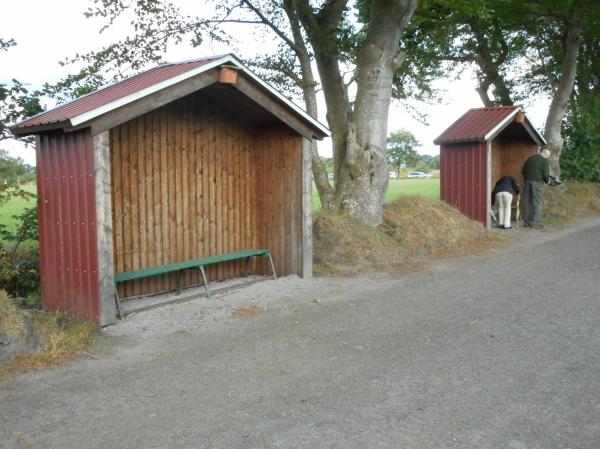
[492,175,520,229]
[521,149,550,228]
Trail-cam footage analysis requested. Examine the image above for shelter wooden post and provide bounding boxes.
[486,141,492,229]
[301,137,313,278]
[94,131,117,325]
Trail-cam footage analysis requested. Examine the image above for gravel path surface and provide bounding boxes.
[1,218,600,449]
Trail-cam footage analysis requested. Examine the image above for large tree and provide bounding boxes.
[521,0,599,177]
[560,11,600,181]
[55,0,419,225]
[409,0,600,177]
[386,129,420,175]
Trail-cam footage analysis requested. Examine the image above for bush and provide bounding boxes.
[0,206,40,301]
[560,147,600,182]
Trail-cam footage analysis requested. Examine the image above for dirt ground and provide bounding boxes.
[1,217,600,449]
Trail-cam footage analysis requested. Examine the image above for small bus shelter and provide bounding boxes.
[11,54,329,326]
[434,105,546,228]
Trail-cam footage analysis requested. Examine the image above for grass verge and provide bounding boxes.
[312,178,439,211]
[0,185,37,235]
[543,181,600,224]
[0,290,96,378]
[314,195,500,276]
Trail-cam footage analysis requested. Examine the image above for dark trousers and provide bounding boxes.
[522,180,544,226]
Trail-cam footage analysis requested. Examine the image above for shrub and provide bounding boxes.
[0,206,40,300]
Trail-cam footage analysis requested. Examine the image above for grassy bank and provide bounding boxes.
[312,178,439,211]
[543,181,600,224]
[0,290,96,378]
[313,195,497,276]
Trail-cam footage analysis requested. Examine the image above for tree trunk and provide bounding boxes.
[475,77,494,106]
[331,0,417,225]
[294,0,417,225]
[470,18,513,107]
[544,19,584,177]
[282,0,334,208]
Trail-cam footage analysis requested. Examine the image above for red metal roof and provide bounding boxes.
[434,105,520,144]
[15,57,218,129]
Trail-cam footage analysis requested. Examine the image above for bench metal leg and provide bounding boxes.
[244,256,251,276]
[198,266,211,299]
[176,270,182,295]
[113,284,123,320]
[266,253,277,279]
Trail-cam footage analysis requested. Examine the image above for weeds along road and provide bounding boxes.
[2,218,600,449]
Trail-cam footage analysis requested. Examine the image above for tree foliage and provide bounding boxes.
[0,149,35,185]
[386,130,420,174]
[0,38,45,146]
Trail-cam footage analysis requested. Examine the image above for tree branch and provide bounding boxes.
[240,0,299,52]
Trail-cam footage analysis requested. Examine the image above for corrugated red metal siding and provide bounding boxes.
[37,130,100,324]
[440,142,488,225]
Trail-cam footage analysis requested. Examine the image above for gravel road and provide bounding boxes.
[1,218,599,449]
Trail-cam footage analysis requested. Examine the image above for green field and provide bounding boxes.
[0,185,37,233]
[312,178,440,211]
[0,180,441,229]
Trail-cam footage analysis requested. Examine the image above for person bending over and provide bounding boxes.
[492,175,520,229]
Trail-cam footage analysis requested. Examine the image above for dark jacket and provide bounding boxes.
[492,176,520,202]
[521,153,550,183]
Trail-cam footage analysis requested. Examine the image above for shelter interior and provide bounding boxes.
[491,122,539,190]
[111,86,305,299]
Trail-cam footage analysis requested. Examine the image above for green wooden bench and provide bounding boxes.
[113,249,276,319]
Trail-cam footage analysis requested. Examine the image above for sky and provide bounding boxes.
[0,0,551,165]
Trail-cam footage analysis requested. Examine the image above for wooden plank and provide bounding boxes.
[202,99,210,264]
[188,95,199,286]
[159,106,169,290]
[208,99,217,280]
[219,107,228,279]
[214,103,223,280]
[111,128,124,286]
[137,115,148,292]
[284,132,292,275]
[87,70,220,136]
[248,128,256,273]
[289,135,298,276]
[151,110,162,284]
[145,112,156,292]
[93,131,116,326]
[194,93,204,264]
[175,101,184,269]
[301,136,313,278]
[121,122,133,297]
[181,96,191,286]
[226,110,234,277]
[235,119,243,275]
[167,102,177,288]
[129,119,141,295]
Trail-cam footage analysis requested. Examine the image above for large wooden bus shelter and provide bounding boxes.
[434,106,546,228]
[11,54,329,326]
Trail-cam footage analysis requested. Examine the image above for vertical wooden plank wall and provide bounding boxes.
[111,93,259,297]
[491,136,538,188]
[254,125,303,277]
